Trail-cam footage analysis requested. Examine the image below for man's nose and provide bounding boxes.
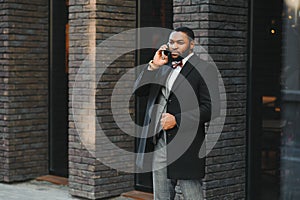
[170,43,178,50]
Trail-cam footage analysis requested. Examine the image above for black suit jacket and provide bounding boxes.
[134,54,220,179]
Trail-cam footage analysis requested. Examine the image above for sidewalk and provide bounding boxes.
[0,180,132,200]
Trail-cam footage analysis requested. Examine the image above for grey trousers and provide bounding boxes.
[152,136,204,200]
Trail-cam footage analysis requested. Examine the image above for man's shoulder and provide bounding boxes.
[188,54,216,71]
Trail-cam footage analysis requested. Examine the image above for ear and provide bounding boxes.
[190,40,195,50]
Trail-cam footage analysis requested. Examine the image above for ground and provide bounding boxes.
[0,180,132,200]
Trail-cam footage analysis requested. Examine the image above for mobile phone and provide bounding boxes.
[162,45,172,65]
[162,43,171,58]
[162,48,171,57]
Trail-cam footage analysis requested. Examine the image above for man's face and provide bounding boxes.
[168,31,195,60]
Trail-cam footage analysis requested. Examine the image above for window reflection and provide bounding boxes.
[281,0,300,199]
[261,94,282,199]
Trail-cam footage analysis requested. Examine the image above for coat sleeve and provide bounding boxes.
[133,64,158,97]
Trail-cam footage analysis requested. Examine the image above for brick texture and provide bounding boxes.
[0,0,251,199]
[68,0,136,199]
[0,1,49,182]
[173,0,248,199]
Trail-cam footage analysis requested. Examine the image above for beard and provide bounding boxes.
[171,44,191,61]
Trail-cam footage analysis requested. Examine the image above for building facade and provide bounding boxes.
[1,0,299,199]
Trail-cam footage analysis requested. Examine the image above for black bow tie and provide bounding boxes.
[172,60,183,68]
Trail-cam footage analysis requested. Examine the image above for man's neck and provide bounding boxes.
[182,52,194,66]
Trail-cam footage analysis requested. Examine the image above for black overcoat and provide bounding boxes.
[134,54,220,179]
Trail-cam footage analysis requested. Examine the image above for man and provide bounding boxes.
[134,27,220,200]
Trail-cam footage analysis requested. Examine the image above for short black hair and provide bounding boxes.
[174,27,195,41]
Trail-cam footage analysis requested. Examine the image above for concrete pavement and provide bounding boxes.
[0,180,132,200]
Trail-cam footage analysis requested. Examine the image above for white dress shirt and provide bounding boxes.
[165,52,194,95]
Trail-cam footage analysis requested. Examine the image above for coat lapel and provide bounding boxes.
[170,55,197,93]
[146,65,172,120]
[150,65,172,98]
[160,64,173,82]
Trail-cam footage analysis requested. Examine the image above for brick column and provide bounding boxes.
[0,0,49,182]
[68,0,136,199]
[173,0,248,199]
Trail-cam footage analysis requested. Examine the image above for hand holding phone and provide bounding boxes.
[150,44,170,69]
[162,48,171,58]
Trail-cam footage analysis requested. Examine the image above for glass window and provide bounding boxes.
[281,0,300,199]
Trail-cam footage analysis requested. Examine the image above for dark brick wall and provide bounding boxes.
[68,0,136,199]
[68,0,97,198]
[0,0,250,199]
[0,1,49,182]
[0,0,9,182]
[173,0,248,199]
[95,0,136,196]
